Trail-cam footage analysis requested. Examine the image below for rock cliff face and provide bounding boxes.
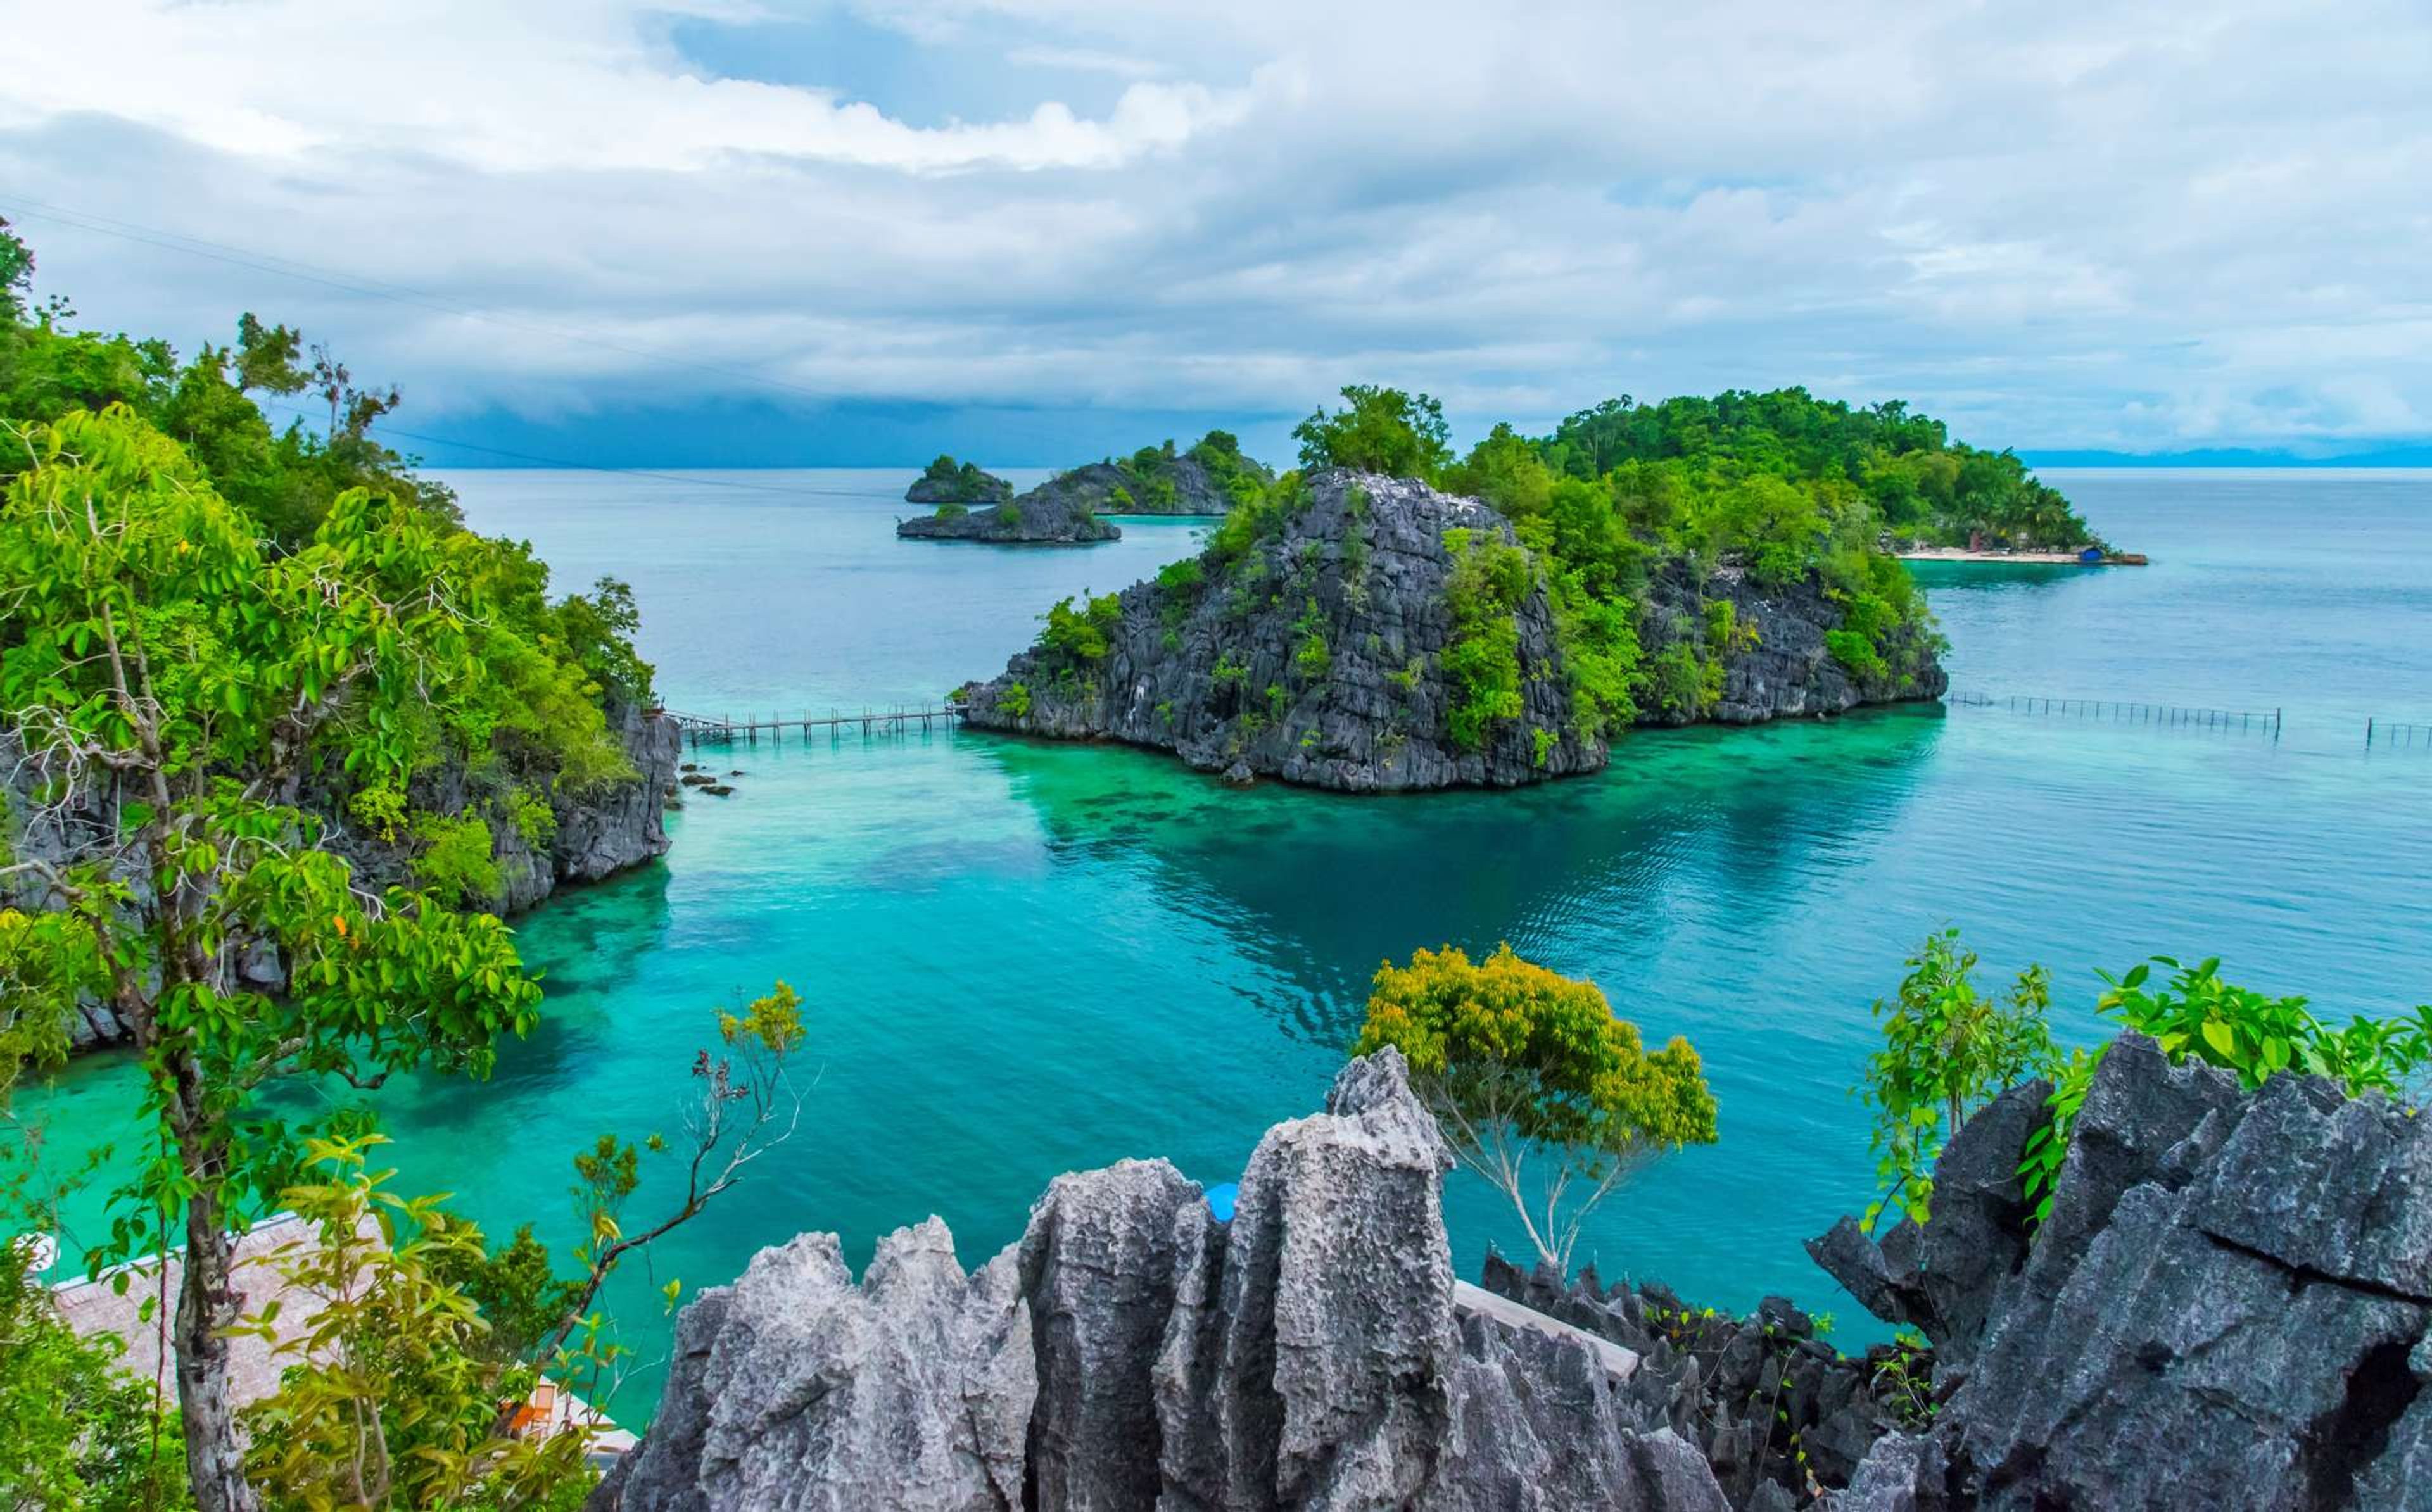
[592,1049,1730,1512]
[3,703,680,1049]
[956,470,1945,793]
[1478,1257,1920,1508]
[897,486,1120,545]
[1812,1033,2432,1510]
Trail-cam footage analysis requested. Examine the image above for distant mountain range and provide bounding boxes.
[2024,443,2432,468]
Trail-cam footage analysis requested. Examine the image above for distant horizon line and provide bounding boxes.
[415,446,2432,472]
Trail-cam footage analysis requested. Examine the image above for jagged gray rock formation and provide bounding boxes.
[3,702,678,1049]
[1478,1256,1921,1504]
[593,1049,1728,1512]
[1815,1033,2432,1510]
[956,470,1945,792]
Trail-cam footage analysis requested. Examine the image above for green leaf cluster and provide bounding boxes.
[1541,388,2098,550]
[1293,386,1454,481]
[915,454,1005,503]
[1037,592,1124,665]
[1856,929,2058,1232]
[1440,529,1533,750]
[0,1239,190,1510]
[2018,958,2432,1225]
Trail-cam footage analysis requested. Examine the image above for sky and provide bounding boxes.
[1,0,2428,468]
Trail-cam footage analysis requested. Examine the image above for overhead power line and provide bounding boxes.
[0,193,852,409]
[3,194,931,500]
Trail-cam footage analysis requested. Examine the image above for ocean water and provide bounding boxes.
[20,466,2432,1417]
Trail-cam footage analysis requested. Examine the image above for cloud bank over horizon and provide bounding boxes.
[3,0,2428,464]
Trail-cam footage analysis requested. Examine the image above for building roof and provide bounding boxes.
[48,1211,376,1409]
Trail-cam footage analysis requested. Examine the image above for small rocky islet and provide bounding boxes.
[956,468,1946,793]
[896,431,1269,544]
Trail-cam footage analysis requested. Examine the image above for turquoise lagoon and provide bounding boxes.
[25,466,2432,1410]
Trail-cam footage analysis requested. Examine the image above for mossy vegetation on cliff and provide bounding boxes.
[962,383,1970,788]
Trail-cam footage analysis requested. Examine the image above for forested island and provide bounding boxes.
[958,386,1975,790]
[903,453,1013,505]
[1030,431,1272,515]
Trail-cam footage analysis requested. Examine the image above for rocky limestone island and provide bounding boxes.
[904,454,1015,506]
[956,469,1946,791]
[1030,431,1274,517]
[593,1031,2432,1509]
[897,484,1120,545]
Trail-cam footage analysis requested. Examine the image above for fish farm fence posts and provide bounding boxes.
[1948,691,2281,736]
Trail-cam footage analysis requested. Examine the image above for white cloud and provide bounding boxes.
[1004,44,1165,79]
[1,0,2427,451]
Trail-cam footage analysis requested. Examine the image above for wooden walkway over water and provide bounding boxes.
[668,705,966,747]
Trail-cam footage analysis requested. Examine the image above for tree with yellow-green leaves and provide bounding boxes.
[1353,943,1717,1274]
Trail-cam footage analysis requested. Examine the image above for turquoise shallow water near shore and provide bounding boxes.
[21,467,2432,1414]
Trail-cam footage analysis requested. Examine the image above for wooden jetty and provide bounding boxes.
[666,705,966,747]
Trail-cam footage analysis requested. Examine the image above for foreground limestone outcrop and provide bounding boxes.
[957,470,1946,792]
[592,1049,1726,1511]
[1813,1033,2432,1509]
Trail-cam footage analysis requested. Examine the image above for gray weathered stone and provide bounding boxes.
[598,1050,1732,1511]
[1828,1032,2432,1509]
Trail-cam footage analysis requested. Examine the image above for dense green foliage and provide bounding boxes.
[1294,386,1453,479]
[1092,430,1269,512]
[1353,943,1718,1273]
[0,1240,190,1509]
[913,453,1005,503]
[1542,391,2095,549]
[1037,591,1124,667]
[1440,528,1531,749]
[2017,959,2432,1225]
[1857,929,2058,1231]
[1854,931,2432,1236]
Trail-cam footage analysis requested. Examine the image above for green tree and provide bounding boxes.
[1856,929,2058,1231]
[1293,384,1452,482]
[0,1237,191,1510]
[1353,943,1717,1273]
[237,985,806,1508]
[230,314,308,399]
[0,216,32,325]
[0,406,566,1512]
